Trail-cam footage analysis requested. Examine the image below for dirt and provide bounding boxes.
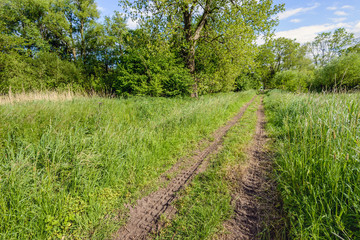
[113,96,257,240]
[219,100,284,240]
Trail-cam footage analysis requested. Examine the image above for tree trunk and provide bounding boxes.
[72,48,77,60]
[182,1,211,97]
[80,19,85,60]
[187,43,198,98]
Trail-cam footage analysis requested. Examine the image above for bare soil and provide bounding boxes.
[219,101,284,240]
[113,96,257,240]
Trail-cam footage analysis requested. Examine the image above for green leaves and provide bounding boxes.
[307,28,355,67]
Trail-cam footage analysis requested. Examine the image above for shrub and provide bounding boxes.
[311,53,360,91]
[113,49,192,97]
[272,70,312,92]
[0,51,85,93]
[235,72,261,91]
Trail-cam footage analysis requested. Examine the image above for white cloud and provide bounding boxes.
[354,21,360,35]
[277,3,320,20]
[127,18,139,29]
[330,18,347,23]
[290,19,302,23]
[326,6,337,11]
[96,5,105,13]
[341,5,354,10]
[334,11,348,16]
[276,23,351,43]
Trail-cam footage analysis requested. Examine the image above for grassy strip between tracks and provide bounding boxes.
[154,97,261,240]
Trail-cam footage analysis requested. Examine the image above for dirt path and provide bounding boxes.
[113,96,257,240]
[220,100,282,240]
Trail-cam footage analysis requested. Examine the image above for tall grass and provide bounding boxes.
[0,89,90,105]
[0,91,255,239]
[265,90,360,239]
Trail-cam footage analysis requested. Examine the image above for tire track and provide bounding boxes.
[220,100,283,240]
[113,96,257,240]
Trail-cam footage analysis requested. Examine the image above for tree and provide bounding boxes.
[42,0,99,61]
[307,28,354,67]
[119,0,284,96]
[256,37,312,88]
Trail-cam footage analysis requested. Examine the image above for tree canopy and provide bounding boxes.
[1,0,358,95]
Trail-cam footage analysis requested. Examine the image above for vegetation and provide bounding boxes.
[265,90,360,239]
[1,0,360,239]
[0,91,255,239]
[257,28,359,92]
[0,0,283,96]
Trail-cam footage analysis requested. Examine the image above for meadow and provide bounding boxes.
[0,91,255,239]
[265,91,360,239]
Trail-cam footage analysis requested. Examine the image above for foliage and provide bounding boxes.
[235,72,262,91]
[0,51,84,93]
[272,70,312,92]
[257,37,312,89]
[0,0,283,96]
[311,53,360,91]
[265,91,360,239]
[119,0,284,95]
[307,28,354,67]
[111,29,193,97]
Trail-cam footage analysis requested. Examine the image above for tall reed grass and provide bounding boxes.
[265,90,360,239]
[0,91,255,239]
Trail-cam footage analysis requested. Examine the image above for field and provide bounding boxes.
[0,91,256,239]
[1,90,360,239]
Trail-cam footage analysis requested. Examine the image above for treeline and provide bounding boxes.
[0,0,283,96]
[2,0,358,96]
[251,28,360,92]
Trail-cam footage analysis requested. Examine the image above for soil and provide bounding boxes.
[113,96,257,240]
[219,100,284,240]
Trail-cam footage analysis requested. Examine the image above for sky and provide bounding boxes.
[96,0,360,44]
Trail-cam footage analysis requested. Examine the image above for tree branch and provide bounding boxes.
[191,0,212,41]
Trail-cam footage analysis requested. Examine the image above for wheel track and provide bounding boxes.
[221,100,282,240]
[113,96,257,240]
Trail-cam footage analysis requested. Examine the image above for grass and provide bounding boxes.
[0,90,91,105]
[155,97,261,240]
[265,90,360,239]
[0,91,255,239]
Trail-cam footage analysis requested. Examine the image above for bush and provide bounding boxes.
[272,70,312,92]
[235,72,261,91]
[311,53,360,91]
[112,49,192,97]
[0,51,85,94]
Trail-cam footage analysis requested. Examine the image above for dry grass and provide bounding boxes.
[0,90,91,105]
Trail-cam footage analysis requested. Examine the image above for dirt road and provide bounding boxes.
[114,96,257,240]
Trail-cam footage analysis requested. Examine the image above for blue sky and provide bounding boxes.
[96,0,360,43]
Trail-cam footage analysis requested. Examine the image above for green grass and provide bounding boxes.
[265,90,360,239]
[155,97,261,240]
[0,91,255,239]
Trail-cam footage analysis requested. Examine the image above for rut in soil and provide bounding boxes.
[113,96,257,240]
[221,101,282,240]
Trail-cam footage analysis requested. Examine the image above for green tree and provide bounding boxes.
[311,53,360,91]
[307,28,354,67]
[256,37,312,88]
[119,0,283,96]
